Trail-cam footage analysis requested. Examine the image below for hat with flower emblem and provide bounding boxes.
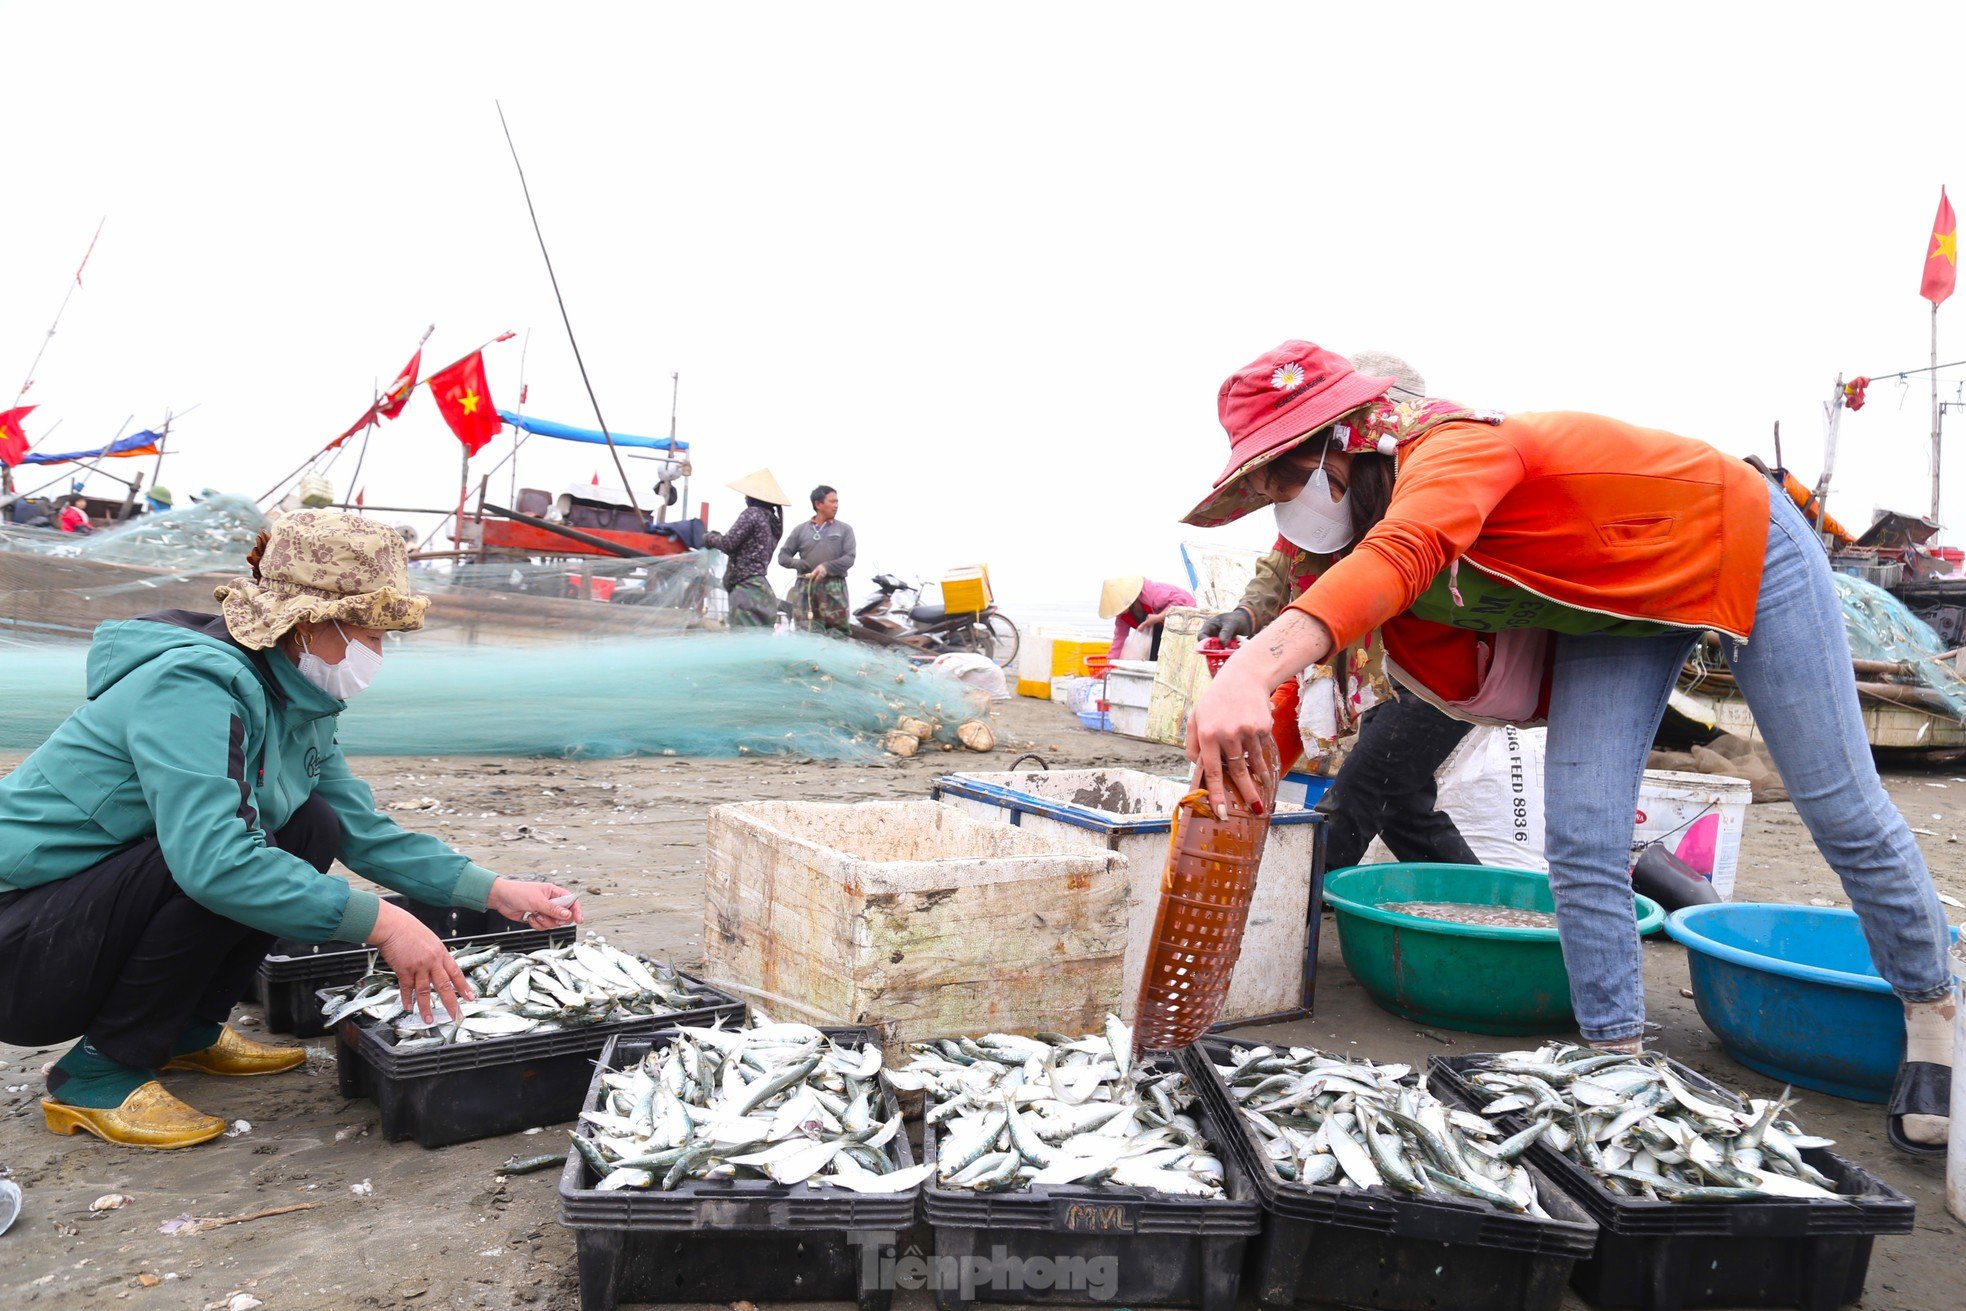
[1182,341,1395,527]
[214,509,428,649]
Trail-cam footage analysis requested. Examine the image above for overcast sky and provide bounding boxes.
[6,3,1964,621]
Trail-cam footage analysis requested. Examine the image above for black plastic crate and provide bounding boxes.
[1430,1053,1916,1310]
[1188,1037,1597,1311]
[255,893,570,1037]
[558,1027,911,1311]
[917,1050,1261,1311]
[329,975,743,1149]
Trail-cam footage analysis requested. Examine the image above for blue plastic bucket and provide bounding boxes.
[1666,903,1961,1103]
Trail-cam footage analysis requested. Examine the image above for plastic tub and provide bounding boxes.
[1323,864,1666,1035]
[1665,903,1962,1103]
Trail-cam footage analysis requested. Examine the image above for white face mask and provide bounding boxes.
[297,622,383,700]
[1271,447,1355,553]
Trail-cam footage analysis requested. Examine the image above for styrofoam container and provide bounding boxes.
[1108,703,1149,738]
[930,768,1325,1025]
[1016,629,1054,698]
[1104,658,1155,710]
[703,800,1128,1047]
[1631,769,1752,899]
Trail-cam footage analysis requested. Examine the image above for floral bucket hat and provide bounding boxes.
[214,509,428,650]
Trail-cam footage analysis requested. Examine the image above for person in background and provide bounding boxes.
[1099,576,1195,661]
[1199,352,1479,868]
[143,487,174,516]
[1184,339,1955,1155]
[779,484,856,636]
[706,468,791,629]
[58,496,93,534]
[0,510,582,1148]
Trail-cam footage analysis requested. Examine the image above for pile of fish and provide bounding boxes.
[571,1015,933,1193]
[1220,1043,1552,1215]
[1458,1045,1845,1203]
[1380,901,1558,930]
[882,1015,1227,1197]
[319,936,712,1049]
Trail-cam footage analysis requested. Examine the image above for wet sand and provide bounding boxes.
[2,696,1962,1311]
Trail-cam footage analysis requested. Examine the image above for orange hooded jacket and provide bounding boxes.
[1287,411,1772,717]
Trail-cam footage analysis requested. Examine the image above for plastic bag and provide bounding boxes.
[1433,725,1548,870]
[926,652,1010,701]
[1120,628,1153,662]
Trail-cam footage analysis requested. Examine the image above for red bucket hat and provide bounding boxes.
[1181,341,1394,528]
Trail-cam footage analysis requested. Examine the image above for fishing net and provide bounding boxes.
[1834,573,1966,719]
[0,633,988,761]
[0,495,268,569]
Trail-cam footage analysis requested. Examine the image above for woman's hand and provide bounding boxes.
[366,902,476,1024]
[487,877,583,931]
[1186,610,1335,818]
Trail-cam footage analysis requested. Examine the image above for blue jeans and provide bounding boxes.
[1543,491,1954,1042]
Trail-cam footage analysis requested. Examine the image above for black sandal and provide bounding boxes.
[1886,1060,1952,1158]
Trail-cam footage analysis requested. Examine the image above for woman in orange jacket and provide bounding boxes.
[1185,340,1954,1157]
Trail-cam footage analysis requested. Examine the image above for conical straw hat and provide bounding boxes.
[727,468,791,505]
[1099,575,1145,620]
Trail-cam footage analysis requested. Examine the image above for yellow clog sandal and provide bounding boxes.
[42,1081,226,1149]
[161,1026,306,1077]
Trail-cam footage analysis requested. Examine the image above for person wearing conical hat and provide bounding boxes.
[707,469,791,629]
[1098,575,1194,662]
[0,510,584,1148]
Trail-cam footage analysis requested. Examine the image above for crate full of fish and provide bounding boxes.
[1431,1048,1915,1311]
[888,1017,1260,1311]
[320,935,743,1149]
[1190,1037,1597,1311]
[557,1022,923,1311]
[254,892,573,1037]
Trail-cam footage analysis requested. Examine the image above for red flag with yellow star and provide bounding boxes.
[1922,187,1956,306]
[0,405,36,467]
[426,351,500,456]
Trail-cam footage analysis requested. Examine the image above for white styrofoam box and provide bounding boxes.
[1632,769,1752,899]
[930,768,1324,1024]
[704,800,1127,1047]
[1018,629,1056,696]
[1108,703,1149,738]
[1104,659,1156,710]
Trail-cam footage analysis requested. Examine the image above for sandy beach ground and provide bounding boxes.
[3,695,1963,1311]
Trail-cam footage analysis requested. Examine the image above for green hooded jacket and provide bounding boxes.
[0,610,496,943]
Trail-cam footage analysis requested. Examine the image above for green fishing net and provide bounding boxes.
[1834,573,1966,718]
[0,633,986,760]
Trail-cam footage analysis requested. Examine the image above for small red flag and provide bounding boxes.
[355,488,366,508]
[0,405,37,467]
[377,349,422,421]
[1921,187,1956,306]
[427,351,500,456]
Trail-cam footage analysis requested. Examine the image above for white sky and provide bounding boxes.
[6,3,1965,621]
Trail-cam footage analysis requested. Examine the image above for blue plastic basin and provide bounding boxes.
[1665,903,1960,1103]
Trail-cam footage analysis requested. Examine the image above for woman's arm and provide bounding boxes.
[1186,610,1334,818]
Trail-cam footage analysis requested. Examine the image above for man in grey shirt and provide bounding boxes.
[778,485,856,635]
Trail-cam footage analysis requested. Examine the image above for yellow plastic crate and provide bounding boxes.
[942,565,992,614]
[1050,638,1106,679]
[1016,678,1052,699]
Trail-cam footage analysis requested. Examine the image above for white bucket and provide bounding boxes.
[1949,935,1966,1224]
[1631,769,1752,900]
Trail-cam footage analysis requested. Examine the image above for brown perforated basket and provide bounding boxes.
[1131,783,1277,1055]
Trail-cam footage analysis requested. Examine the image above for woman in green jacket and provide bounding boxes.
[0,510,582,1148]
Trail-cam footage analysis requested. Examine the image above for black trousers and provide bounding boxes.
[0,792,340,1070]
[1319,691,1480,869]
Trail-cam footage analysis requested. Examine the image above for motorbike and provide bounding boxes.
[846,573,1021,668]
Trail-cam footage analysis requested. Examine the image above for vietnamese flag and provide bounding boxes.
[427,351,500,456]
[0,405,36,467]
[376,348,422,421]
[1922,187,1956,306]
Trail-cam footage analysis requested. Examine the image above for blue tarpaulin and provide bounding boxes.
[20,430,165,465]
[497,412,688,453]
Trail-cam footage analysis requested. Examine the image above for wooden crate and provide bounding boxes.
[702,801,1127,1047]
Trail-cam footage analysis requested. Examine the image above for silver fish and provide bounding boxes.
[569,1014,928,1194]
[1465,1045,1845,1204]
[318,935,711,1046]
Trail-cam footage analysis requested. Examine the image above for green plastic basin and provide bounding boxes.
[1323,863,1668,1035]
